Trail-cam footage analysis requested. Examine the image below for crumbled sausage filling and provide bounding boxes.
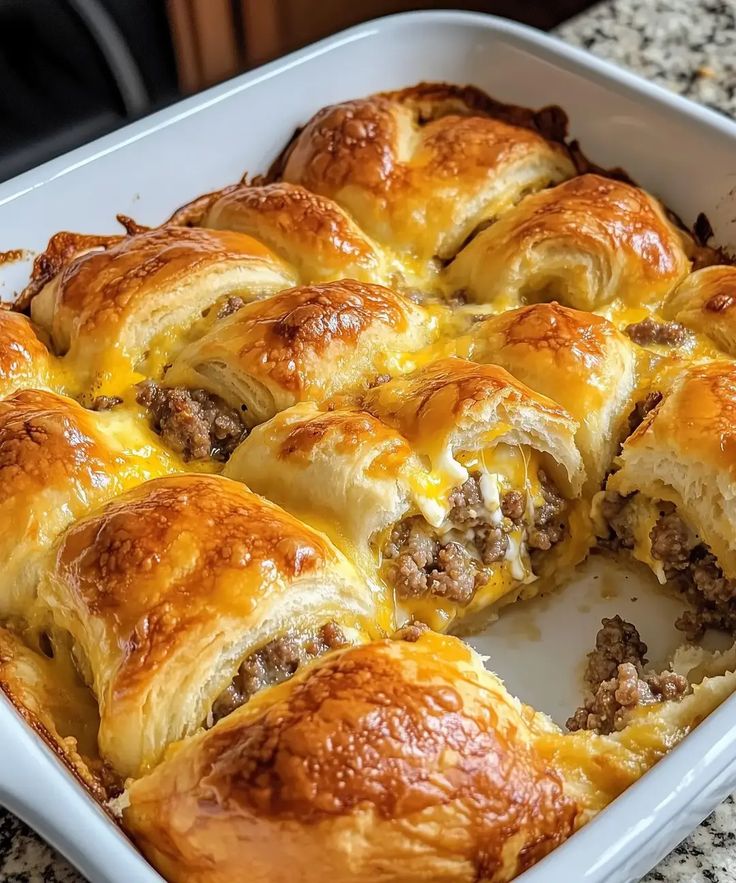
[601,493,736,639]
[566,615,690,734]
[209,622,347,725]
[624,391,663,437]
[382,469,567,605]
[216,295,247,319]
[624,317,691,348]
[136,379,247,461]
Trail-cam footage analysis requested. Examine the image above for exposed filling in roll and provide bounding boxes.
[209,622,347,724]
[566,615,689,734]
[625,391,663,437]
[624,317,691,348]
[382,453,568,609]
[136,379,247,461]
[601,493,736,639]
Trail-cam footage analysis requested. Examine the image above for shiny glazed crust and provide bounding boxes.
[0,311,57,397]
[608,360,736,577]
[29,226,296,396]
[665,265,736,355]
[177,182,392,284]
[0,389,175,621]
[445,174,691,310]
[282,85,575,266]
[164,279,439,425]
[123,632,578,883]
[467,302,638,487]
[39,473,382,778]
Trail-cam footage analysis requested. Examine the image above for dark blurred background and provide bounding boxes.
[0,0,597,183]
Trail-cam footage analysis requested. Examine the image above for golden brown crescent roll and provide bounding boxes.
[123,631,579,883]
[445,174,690,311]
[226,358,587,630]
[38,473,386,777]
[162,279,441,428]
[123,630,736,883]
[0,389,175,623]
[174,182,393,285]
[29,226,296,399]
[664,265,736,355]
[15,230,119,310]
[598,361,736,637]
[0,311,58,398]
[281,85,574,272]
[467,302,638,489]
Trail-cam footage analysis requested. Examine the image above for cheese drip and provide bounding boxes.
[388,443,562,631]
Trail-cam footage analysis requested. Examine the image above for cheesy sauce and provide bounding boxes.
[382,442,560,632]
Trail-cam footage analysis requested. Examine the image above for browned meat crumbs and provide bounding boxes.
[393,620,430,642]
[601,494,736,639]
[624,317,691,347]
[567,662,689,734]
[583,615,648,686]
[501,490,525,522]
[625,391,663,437]
[384,471,567,604]
[210,622,347,723]
[649,506,692,576]
[388,523,478,604]
[566,616,689,734]
[528,470,566,551]
[446,474,484,523]
[89,395,123,411]
[597,492,634,550]
[136,379,246,461]
[217,295,247,319]
[676,551,736,639]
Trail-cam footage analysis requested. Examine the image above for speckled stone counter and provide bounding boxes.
[4,0,736,880]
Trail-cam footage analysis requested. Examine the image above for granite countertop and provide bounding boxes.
[4,0,736,880]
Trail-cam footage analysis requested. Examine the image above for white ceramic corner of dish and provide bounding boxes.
[2,10,736,883]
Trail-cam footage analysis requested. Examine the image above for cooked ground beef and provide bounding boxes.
[393,620,430,642]
[566,616,690,734]
[210,622,347,723]
[501,490,525,522]
[136,379,247,461]
[567,662,690,734]
[625,391,663,437]
[583,615,649,686]
[447,475,484,524]
[624,317,691,347]
[600,495,736,639]
[216,295,247,319]
[598,492,634,550]
[89,395,123,411]
[528,470,566,551]
[650,505,692,577]
[384,470,567,604]
[388,523,478,603]
[676,551,736,638]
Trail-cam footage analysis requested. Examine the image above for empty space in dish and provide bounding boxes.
[468,556,727,726]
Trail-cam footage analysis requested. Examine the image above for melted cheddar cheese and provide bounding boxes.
[383,443,562,631]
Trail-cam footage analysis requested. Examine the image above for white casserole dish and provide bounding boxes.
[2,10,736,882]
